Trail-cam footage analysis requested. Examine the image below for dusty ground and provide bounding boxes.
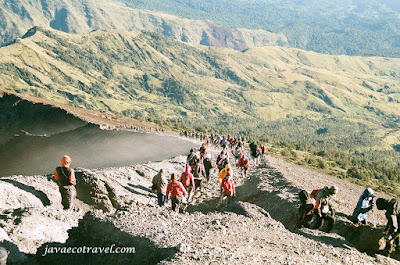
[0,139,399,264]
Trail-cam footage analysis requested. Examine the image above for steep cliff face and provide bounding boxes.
[0,0,287,50]
[0,91,86,145]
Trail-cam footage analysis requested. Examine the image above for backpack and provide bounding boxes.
[298,190,309,203]
[222,179,234,194]
[310,189,321,199]
[193,164,203,179]
[189,154,198,166]
[181,173,191,186]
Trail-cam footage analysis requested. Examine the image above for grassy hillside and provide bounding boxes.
[0,0,286,50]
[122,0,400,57]
[1,27,400,165]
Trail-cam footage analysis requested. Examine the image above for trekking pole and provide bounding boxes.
[372,209,377,228]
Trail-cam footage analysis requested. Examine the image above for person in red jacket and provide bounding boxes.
[166,173,187,213]
[238,155,249,177]
[54,155,76,210]
[216,173,236,210]
[180,165,195,202]
[260,144,266,156]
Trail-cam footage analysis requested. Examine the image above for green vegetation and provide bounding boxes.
[122,0,400,57]
[269,140,400,197]
[1,28,400,191]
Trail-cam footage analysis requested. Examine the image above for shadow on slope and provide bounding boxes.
[187,158,399,259]
[0,179,51,207]
[34,212,177,265]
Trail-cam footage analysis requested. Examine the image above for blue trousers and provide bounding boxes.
[157,192,166,206]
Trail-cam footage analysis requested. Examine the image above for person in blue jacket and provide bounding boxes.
[352,187,375,225]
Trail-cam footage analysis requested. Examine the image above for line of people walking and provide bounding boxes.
[151,135,251,213]
[54,131,400,258]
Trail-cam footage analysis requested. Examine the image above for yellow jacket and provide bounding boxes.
[218,164,231,185]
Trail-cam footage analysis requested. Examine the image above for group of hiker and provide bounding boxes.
[297,184,400,256]
[53,130,400,257]
[151,135,246,213]
[150,133,262,212]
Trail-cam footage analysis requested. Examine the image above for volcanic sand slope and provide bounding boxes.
[0,0,286,50]
[1,27,400,159]
[1,139,400,264]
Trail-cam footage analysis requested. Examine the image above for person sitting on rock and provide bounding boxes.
[216,173,236,210]
[314,197,335,232]
[376,197,400,256]
[352,187,375,225]
[180,165,195,202]
[152,169,168,207]
[310,185,338,232]
[166,173,187,213]
[238,155,249,178]
[54,155,76,210]
[297,190,316,229]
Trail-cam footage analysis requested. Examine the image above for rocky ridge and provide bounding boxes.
[0,140,399,264]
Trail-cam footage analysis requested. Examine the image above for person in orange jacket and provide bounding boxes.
[54,155,76,210]
[216,173,236,210]
[166,173,187,213]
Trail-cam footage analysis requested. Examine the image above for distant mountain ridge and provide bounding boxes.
[0,0,287,50]
[121,0,400,57]
[1,27,400,164]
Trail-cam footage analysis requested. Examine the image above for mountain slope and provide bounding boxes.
[1,27,400,162]
[0,0,287,50]
[122,0,400,57]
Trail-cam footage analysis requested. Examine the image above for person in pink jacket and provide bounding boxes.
[180,165,195,202]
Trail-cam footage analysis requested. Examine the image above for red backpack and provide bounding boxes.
[310,189,321,199]
[181,173,192,186]
[222,178,235,194]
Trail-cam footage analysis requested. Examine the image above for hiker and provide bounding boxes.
[260,144,266,158]
[216,173,236,210]
[376,197,400,256]
[297,190,316,228]
[310,185,338,232]
[54,155,76,210]
[238,155,249,177]
[203,154,213,182]
[255,146,262,166]
[199,143,207,159]
[352,187,375,225]
[249,142,260,165]
[188,152,199,169]
[180,165,195,202]
[166,173,187,213]
[186,149,196,166]
[152,169,168,206]
[233,147,242,166]
[216,150,228,172]
[220,136,229,149]
[218,164,232,185]
[192,162,206,192]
